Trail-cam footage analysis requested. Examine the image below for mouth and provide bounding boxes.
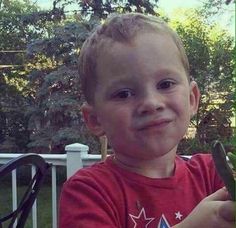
[138,119,172,131]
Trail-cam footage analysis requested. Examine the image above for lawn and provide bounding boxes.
[0,184,63,228]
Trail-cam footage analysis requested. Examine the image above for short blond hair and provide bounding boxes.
[79,13,189,104]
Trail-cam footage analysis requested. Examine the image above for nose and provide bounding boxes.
[136,90,164,115]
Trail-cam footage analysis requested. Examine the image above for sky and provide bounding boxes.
[36,0,235,34]
[159,0,201,11]
[159,0,234,34]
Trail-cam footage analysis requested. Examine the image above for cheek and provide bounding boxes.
[99,108,130,133]
[171,93,191,118]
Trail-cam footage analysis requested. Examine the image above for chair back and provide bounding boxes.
[0,153,51,228]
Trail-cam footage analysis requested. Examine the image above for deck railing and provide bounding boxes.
[0,143,102,228]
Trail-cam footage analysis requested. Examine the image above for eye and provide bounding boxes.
[112,89,134,99]
[157,80,176,90]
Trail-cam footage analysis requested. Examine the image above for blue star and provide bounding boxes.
[158,214,170,228]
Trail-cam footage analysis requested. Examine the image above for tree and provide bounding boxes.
[170,9,234,149]
[0,0,58,152]
[199,0,235,17]
[0,73,29,152]
[25,0,159,153]
[2,0,233,154]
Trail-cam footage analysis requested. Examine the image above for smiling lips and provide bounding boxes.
[138,119,172,131]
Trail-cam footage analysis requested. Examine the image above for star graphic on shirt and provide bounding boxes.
[129,208,155,228]
[175,211,183,220]
[158,214,170,228]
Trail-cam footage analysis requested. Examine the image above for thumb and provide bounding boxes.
[218,201,235,222]
[204,187,229,201]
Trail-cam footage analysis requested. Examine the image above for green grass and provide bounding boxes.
[0,184,62,228]
[0,165,66,227]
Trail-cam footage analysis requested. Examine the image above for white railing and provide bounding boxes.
[0,143,102,228]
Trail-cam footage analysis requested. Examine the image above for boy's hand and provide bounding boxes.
[173,188,235,228]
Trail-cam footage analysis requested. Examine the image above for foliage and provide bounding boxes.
[0,0,58,152]
[177,137,211,155]
[0,76,29,151]
[77,0,158,18]
[0,0,38,51]
[24,0,159,153]
[0,0,234,154]
[177,135,235,155]
[199,0,235,17]
[169,9,234,145]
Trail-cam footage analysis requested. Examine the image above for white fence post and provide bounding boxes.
[65,143,89,179]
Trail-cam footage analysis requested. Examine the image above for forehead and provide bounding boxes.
[96,32,184,81]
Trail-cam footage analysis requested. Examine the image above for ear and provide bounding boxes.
[81,103,105,137]
[189,81,200,117]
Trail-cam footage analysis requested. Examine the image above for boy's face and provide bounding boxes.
[82,32,200,160]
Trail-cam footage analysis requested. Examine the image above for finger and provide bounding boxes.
[204,188,229,202]
[218,201,236,222]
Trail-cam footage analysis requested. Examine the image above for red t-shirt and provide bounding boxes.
[59,154,223,228]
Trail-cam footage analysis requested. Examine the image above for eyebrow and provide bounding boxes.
[103,77,137,96]
[154,68,181,77]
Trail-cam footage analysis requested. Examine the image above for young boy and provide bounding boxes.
[59,13,235,227]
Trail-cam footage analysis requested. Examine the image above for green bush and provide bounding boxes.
[177,136,235,155]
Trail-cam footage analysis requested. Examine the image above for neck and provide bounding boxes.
[113,150,176,178]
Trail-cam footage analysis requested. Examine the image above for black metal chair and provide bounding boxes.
[0,153,51,228]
